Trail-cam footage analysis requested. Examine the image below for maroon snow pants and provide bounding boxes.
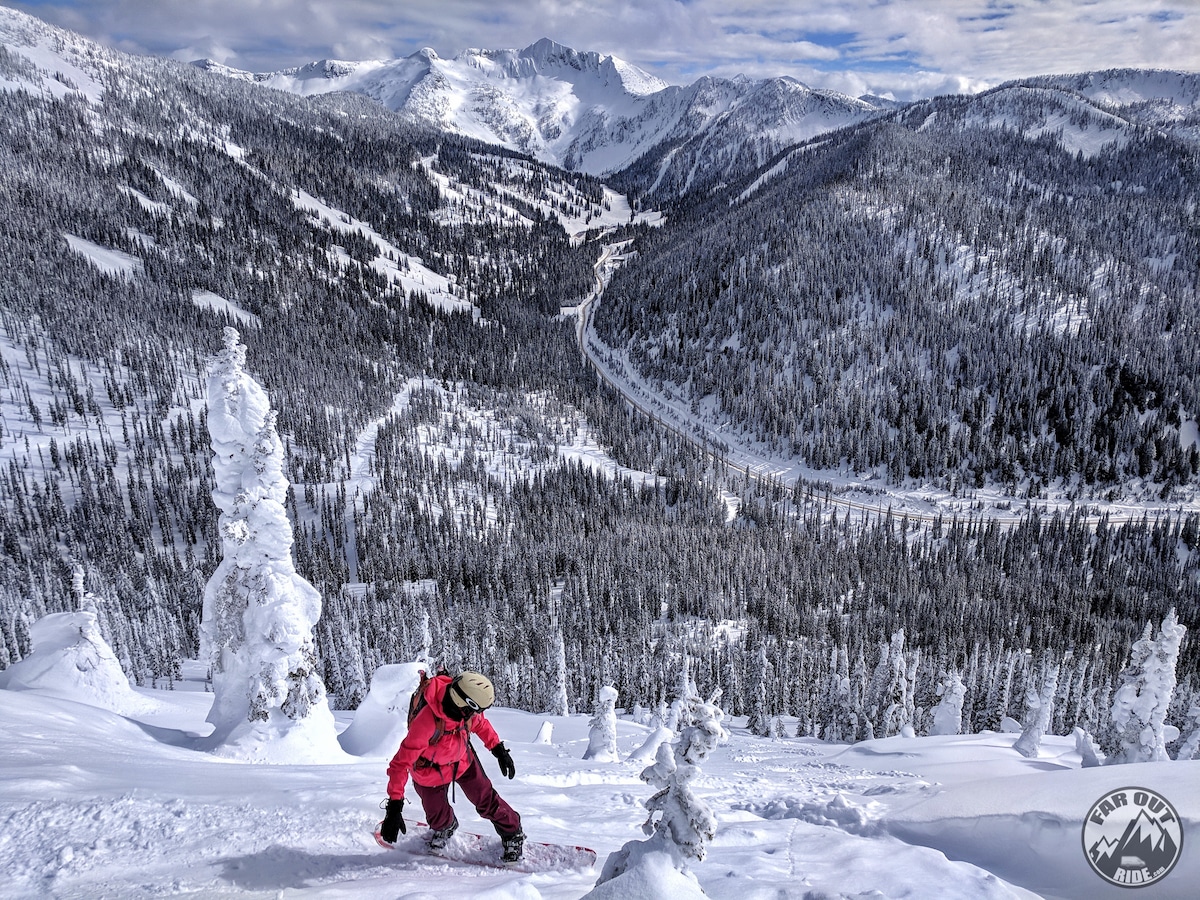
[413,756,521,836]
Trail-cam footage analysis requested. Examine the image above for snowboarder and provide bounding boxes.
[377,671,525,862]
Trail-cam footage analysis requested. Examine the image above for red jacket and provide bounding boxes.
[386,675,502,799]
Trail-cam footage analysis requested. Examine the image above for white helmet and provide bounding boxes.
[450,672,495,712]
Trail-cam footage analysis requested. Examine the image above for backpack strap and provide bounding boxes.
[428,718,445,746]
[408,667,459,747]
[407,669,430,723]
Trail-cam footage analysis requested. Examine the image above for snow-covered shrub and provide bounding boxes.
[1073,727,1103,767]
[0,611,147,714]
[200,328,340,761]
[338,662,425,757]
[627,724,674,764]
[629,703,652,726]
[1104,609,1186,765]
[583,839,708,899]
[584,684,620,762]
[1175,700,1200,761]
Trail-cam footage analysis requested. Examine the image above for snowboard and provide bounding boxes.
[373,821,597,873]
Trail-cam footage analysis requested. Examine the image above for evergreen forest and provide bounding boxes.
[0,28,1197,750]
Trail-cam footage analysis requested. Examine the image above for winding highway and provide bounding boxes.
[571,240,1191,529]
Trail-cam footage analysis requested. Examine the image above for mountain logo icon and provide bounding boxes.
[1082,787,1183,887]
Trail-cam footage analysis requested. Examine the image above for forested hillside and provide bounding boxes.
[0,13,626,684]
[594,80,1200,500]
[592,80,1200,504]
[0,9,1197,748]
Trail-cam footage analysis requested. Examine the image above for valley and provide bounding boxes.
[0,4,1197,746]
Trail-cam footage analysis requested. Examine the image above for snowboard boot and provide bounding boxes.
[427,818,459,853]
[500,828,525,864]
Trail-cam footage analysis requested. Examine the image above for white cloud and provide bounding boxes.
[5,0,1198,99]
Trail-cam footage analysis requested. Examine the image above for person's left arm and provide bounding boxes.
[471,714,516,778]
[469,713,501,750]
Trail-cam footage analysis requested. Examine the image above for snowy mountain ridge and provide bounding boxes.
[2,6,1200,896]
[4,4,1195,200]
[193,35,889,195]
[193,46,1200,201]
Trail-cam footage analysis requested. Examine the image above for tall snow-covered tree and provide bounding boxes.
[1013,654,1061,759]
[868,630,911,738]
[819,644,860,742]
[335,614,368,710]
[200,328,340,761]
[584,684,620,762]
[1105,609,1186,765]
[930,670,966,736]
[548,629,570,716]
[851,649,872,741]
[746,642,773,736]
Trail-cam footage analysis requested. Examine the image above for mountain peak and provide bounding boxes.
[522,37,578,63]
[190,33,884,187]
[285,59,359,80]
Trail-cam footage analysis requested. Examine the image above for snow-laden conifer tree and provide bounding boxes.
[548,629,570,716]
[1105,609,1186,764]
[747,642,772,736]
[851,649,872,741]
[589,657,728,898]
[638,672,728,860]
[417,608,433,662]
[868,630,910,737]
[200,328,340,761]
[335,615,367,709]
[584,684,620,762]
[820,645,859,742]
[1175,699,1200,762]
[1013,654,1060,758]
[930,670,966,736]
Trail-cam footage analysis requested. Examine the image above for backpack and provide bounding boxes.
[408,665,452,746]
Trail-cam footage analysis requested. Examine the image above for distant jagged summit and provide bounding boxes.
[194,36,888,195]
[459,36,668,95]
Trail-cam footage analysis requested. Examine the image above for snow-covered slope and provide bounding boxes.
[898,69,1200,160]
[610,73,882,196]
[945,84,1138,158]
[3,666,1198,898]
[1005,70,1200,146]
[196,37,888,194]
[0,4,113,102]
[1027,69,1200,114]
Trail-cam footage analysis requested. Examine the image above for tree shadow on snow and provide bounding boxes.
[216,845,393,890]
[127,719,210,748]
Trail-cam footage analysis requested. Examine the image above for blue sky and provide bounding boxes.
[5,0,1198,100]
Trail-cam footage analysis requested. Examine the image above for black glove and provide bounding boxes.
[492,742,516,779]
[379,798,406,843]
